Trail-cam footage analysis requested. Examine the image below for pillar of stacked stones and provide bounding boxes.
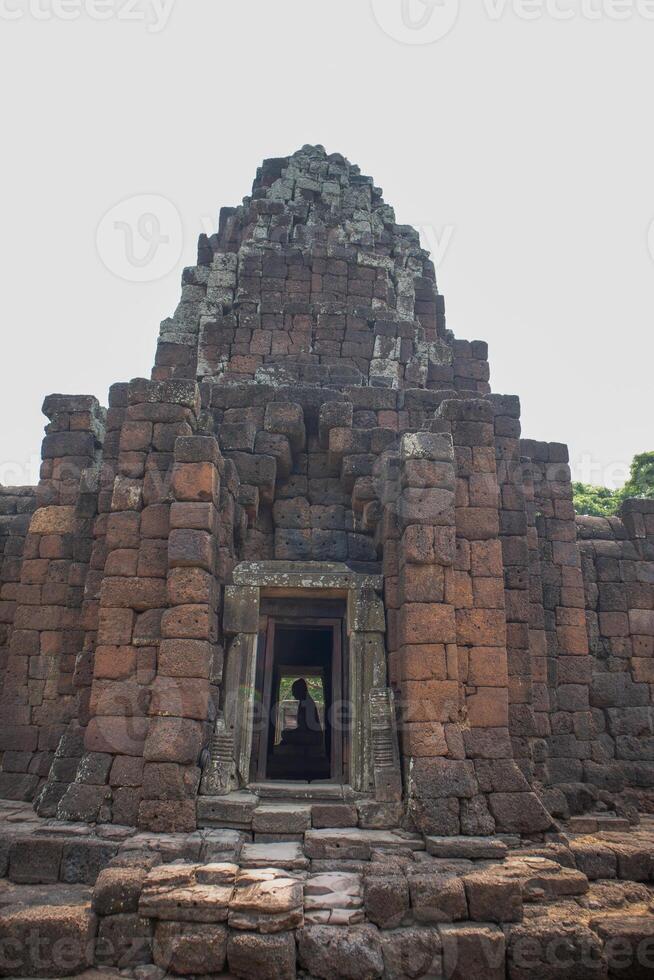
[0,144,652,840]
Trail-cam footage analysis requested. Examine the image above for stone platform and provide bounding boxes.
[1,801,654,978]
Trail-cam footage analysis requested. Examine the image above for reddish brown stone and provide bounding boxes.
[149,676,210,720]
[143,716,204,764]
[171,462,219,503]
[94,645,137,680]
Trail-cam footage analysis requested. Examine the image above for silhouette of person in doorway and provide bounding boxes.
[282,677,323,747]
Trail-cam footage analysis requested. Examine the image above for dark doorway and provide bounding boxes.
[255,619,342,783]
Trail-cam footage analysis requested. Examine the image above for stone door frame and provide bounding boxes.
[203,561,402,802]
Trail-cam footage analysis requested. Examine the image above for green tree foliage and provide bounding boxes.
[572,482,620,517]
[572,451,654,516]
[621,451,654,501]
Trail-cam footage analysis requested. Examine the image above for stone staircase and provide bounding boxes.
[1,800,654,978]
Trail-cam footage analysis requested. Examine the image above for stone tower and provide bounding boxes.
[1,144,653,842]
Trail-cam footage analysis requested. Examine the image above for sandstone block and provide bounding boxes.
[488,792,552,833]
[410,758,477,800]
[139,868,233,923]
[401,525,455,566]
[96,911,153,968]
[168,528,214,571]
[175,434,221,464]
[467,687,509,728]
[161,603,216,641]
[0,903,96,977]
[227,930,296,980]
[408,873,468,923]
[264,401,306,452]
[399,488,455,527]
[85,716,148,756]
[9,837,62,884]
[220,421,257,452]
[401,458,456,490]
[311,803,358,828]
[167,566,215,605]
[399,604,456,646]
[273,497,311,529]
[456,507,500,541]
[440,923,505,980]
[255,432,293,480]
[470,540,504,577]
[61,839,118,884]
[400,679,460,723]
[399,564,445,604]
[170,501,216,532]
[395,644,447,682]
[363,875,410,929]
[252,804,311,834]
[456,608,505,647]
[171,462,219,503]
[380,926,442,980]
[229,868,304,933]
[143,717,204,764]
[298,924,384,980]
[158,638,213,678]
[467,648,508,687]
[401,721,448,756]
[505,917,601,980]
[463,871,522,923]
[93,867,148,915]
[149,677,209,721]
[400,432,454,462]
[153,921,227,975]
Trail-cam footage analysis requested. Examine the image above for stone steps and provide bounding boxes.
[197,792,398,833]
[2,859,654,978]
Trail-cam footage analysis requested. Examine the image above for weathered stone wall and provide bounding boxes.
[521,440,596,801]
[0,397,104,801]
[43,380,240,833]
[578,499,654,809]
[0,486,37,794]
[516,444,654,820]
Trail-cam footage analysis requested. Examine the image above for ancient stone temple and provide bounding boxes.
[0,145,653,978]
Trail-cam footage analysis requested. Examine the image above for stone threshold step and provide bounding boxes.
[249,781,351,800]
[197,793,401,834]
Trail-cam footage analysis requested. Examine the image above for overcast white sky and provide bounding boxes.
[1,0,652,488]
